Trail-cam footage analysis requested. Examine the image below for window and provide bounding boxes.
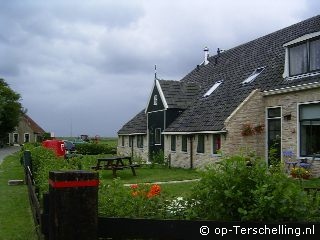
[137,135,144,148]
[181,135,187,152]
[267,107,282,165]
[24,133,30,143]
[299,102,320,157]
[242,67,265,84]
[203,80,223,97]
[129,136,134,147]
[197,134,205,153]
[13,133,19,144]
[171,135,176,151]
[289,38,320,76]
[121,136,125,147]
[155,128,161,145]
[154,95,158,105]
[212,134,221,154]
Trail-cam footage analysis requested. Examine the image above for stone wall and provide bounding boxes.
[264,87,320,177]
[117,135,148,162]
[224,90,266,157]
[164,134,221,169]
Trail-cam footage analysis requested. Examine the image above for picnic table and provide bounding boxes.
[91,156,139,178]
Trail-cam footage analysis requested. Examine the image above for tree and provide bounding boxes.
[0,78,23,144]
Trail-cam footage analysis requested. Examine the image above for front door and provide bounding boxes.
[267,107,282,165]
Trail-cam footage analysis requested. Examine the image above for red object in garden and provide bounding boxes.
[42,140,66,157]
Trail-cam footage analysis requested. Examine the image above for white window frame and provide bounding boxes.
[265,106,282,163]
[154,95,158,106]
[203,80,223,97]
[242,67,265,84]
[211,134,221,156]
[283,31,320,79]
[24,133,30,143]
[13,133,19,144]
[155,128,161,145]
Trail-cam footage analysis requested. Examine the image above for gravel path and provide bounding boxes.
[0,146,21,165]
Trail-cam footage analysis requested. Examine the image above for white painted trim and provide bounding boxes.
[225,89,259,124]
[156,80,169,109]
[162,130,227,135]
[283,31,320,47]
[282,48,289,78]
[118,133,146,136]
[145,79,168,114]
[145,80,156,114]
[262,81,320,96]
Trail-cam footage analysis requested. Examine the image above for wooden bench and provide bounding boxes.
[91,156,139,178]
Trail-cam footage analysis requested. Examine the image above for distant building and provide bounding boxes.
[8,114,45,145]
[118,15,320,176]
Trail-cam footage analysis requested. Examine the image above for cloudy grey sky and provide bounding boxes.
[1,0,319,137]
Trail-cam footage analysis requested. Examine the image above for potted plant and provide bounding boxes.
[254,124,265,135]
[241,123,255,136]
[290,167,311,179]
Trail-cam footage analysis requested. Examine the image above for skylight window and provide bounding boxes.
[242,67,265,84]
[203,80,223,97]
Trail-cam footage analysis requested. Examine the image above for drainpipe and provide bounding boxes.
[190,135,194,169]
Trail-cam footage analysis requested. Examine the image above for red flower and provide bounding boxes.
[147,184,161,198]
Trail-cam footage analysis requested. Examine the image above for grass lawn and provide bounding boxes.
[97,165,201,197]
[0,153,37,240]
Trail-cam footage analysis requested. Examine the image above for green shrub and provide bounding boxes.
[99,179,165,218]
[75,143,116,155]
[23,146,83,197]
[191,155,320,222]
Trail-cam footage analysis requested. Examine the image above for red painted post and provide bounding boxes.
[48,170,99,240]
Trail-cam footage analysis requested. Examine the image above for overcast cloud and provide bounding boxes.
[1,0,319,137]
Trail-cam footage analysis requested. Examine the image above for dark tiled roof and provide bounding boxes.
[23,114,45,134]
[164,15,320,132]
[117,110,147,134]
[158,80,200,109]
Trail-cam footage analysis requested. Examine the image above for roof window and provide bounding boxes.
[242,67,265,84]
[203,80,223,97]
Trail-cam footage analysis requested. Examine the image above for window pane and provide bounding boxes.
[171,135,176,151]
[300,103,320,120]
[300,121,320,156]
[310,39,320,71]
[267,107,281,118]
[182,135,187,152]
[212,134,221,154]
[289,43,308,76]
[197,135,205,153]
[155,128,161,144]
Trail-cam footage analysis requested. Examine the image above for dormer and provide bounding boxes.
[283,31,320,79]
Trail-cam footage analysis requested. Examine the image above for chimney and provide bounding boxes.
[203,47,209,65]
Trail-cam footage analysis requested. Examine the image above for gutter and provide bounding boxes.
[262,81,320,96]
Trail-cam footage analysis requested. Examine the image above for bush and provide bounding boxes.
[75,143,116,155]
[23,146,83,197]
[99,179,165,218]
[191,155,320,222]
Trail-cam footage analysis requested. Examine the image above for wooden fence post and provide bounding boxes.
[48,170,99,240]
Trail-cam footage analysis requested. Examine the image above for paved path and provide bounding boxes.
[123,178,200,186]
[0,146,21,165]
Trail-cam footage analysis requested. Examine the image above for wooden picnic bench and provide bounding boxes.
[91,156,140,178]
